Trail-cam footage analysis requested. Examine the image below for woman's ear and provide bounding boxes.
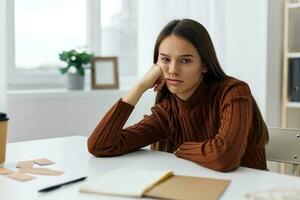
[202,66,208,73]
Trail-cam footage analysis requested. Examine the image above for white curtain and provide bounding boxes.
[0,0,7,112]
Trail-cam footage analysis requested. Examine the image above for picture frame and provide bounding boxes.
[91,57,119,89]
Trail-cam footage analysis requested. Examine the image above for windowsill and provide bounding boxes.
[7,75,137,95]
[8,88,127,94]
[7,88,129,98]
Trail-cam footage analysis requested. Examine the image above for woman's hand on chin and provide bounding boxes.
[139,64,165,92]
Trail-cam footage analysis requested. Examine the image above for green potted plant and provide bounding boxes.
[59,49,94,90]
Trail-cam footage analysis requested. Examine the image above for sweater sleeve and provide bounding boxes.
[87,99,168,157]
[175,84,253,172]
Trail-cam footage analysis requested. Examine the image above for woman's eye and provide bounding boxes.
[181,58,192,63]
[161,57,170,63]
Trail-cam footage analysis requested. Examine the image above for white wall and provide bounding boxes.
[222,0,286,128]
[223,0,268,117]
[7,90,155,142]
[0,0,7,112]
[266,0,283,127]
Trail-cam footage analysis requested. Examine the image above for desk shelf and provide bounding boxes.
[281,0,300,128]
[288,1,300,8]
[288,52,300,58]
[286,102,300,108]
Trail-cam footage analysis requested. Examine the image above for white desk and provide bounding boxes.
[1,136,300,200]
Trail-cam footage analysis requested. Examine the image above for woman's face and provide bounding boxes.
[158,34,206,100]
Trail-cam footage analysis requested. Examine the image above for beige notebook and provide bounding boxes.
[79,168,173,197]
[80,168,230,200]
[144,175,230,200]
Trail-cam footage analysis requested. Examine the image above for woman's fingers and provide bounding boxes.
[139,63,165,91]
[156,78,165,91]
[153,64,165,91]
[153,74,166,91]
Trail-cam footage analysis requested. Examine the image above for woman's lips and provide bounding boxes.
[166,78,183,85]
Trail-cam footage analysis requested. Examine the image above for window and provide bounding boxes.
[15,0,87,71]
[8,0,137,89]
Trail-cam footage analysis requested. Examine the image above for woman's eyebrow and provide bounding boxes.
[159,53,194,57]
[159,53,170,57]
[180,54,194,57]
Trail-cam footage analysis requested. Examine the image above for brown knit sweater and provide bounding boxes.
[88,77,267,172]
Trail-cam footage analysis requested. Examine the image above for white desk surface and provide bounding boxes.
[1,136,300,200]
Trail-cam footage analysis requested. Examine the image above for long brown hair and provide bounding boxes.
[151,19,268,150]
[153,19,227,104]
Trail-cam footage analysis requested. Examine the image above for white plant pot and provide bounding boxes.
[67,73,84,90]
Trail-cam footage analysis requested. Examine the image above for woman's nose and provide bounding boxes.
[168,61,179,75]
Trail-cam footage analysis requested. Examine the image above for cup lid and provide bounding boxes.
[0,112,9,121]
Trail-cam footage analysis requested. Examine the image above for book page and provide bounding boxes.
[80,168,173,197]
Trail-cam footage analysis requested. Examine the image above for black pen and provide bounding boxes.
[38,176,87,192]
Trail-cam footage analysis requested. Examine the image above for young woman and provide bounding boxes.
[87,19,269,172]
